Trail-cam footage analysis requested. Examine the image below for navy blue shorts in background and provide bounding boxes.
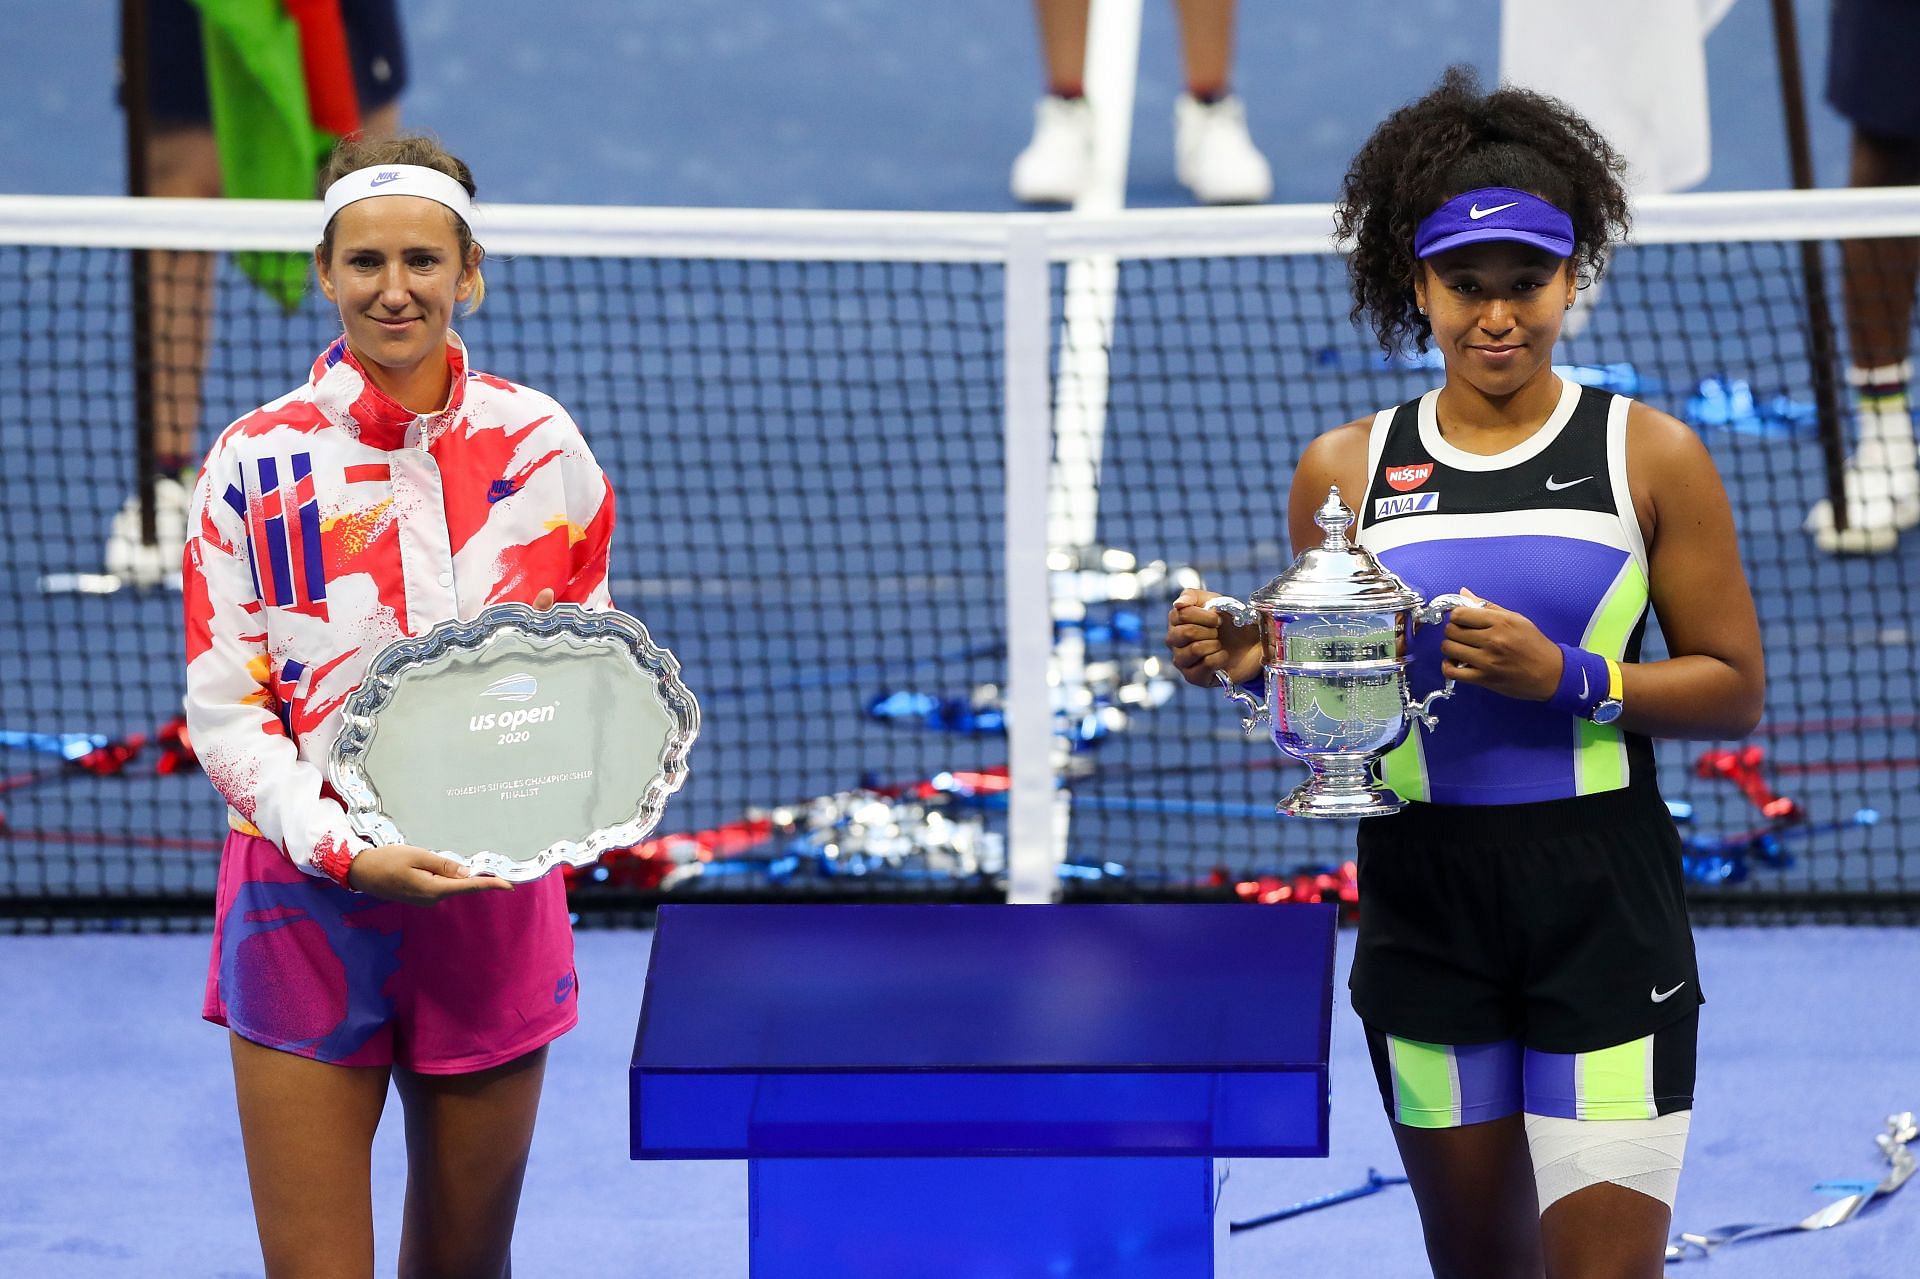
[141,0,408,127]
[1829,0,1920,141]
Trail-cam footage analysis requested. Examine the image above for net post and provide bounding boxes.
[1004,218,1059,904]
[1770,0,1851,530]
[120,0,159,547]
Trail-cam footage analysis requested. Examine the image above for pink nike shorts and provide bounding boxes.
[203,831,578,1073]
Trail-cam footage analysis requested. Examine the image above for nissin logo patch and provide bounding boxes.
[1374,493,1440,519]
[1386,462,1434,492]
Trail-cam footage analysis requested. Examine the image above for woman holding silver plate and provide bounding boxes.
[182,135,615,1276]
[1166,69,1764,1278]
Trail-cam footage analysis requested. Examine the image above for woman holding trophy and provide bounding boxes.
[182,135,616,1275]
[1167,69,1764,1277]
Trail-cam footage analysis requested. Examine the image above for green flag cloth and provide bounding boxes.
[190,0,335,308]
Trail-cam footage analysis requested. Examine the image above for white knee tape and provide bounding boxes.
[1524,1110,1692,1214]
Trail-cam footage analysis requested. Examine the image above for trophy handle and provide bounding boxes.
[1415,592,1480,627]
[1198,596,1270,730]
[1408,678,1458,732]
[1406,593,1479,730]
[1213,670,1270,731]
[1200,594,1260,628]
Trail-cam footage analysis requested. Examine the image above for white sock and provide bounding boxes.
[1850,361,1917,470]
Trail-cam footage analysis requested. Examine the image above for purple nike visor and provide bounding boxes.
[1414,186,1575,259]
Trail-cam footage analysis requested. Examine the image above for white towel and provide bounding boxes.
[1499,0,1742,194]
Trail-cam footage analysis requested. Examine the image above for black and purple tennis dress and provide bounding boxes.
[1359,377,1652,805]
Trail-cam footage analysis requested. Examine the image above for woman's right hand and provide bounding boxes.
[346,844,515,904]
[1166,588,1264,688]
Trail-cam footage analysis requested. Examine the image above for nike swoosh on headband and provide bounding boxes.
[1469,201,1520,220]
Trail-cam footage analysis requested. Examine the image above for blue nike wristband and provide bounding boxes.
[1547,644,1609,717]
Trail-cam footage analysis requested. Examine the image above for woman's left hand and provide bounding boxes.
[1437,589,1563,702]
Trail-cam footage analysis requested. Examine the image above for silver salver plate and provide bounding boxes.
[328,602,699,882]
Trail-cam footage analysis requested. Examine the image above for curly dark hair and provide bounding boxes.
[1335,66,1631,355]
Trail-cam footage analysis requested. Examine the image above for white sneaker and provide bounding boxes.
[104,473,191,586]
[1804,458,1920,554]
[1011,95,1094,205]
[1174,93,1272,205]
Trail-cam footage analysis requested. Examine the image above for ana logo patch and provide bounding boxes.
[1385,462,1434,492]
[1374,492,1440,519]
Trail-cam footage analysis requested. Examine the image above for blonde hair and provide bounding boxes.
[317,133,487,312]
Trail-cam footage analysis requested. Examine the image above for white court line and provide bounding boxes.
[1044,0,1144,889]
[1049,0,1140,546]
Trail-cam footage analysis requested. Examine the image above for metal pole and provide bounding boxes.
[120,0,159,548]
[1003,219,1060,904]
[1771,0,1850,530]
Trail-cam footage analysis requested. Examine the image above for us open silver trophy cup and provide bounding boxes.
[1203,486,1474,818]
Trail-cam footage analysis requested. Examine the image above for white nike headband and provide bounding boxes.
[321,163,477,231]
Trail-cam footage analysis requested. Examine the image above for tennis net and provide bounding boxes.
[1,190,1915,923]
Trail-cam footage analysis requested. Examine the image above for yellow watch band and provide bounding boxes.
[1604,657,1623,703]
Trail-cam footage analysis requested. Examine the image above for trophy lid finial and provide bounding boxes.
[1248,484,1420,613]
[1314,486,1354,549]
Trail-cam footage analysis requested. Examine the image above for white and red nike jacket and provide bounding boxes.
[183,333,615,886]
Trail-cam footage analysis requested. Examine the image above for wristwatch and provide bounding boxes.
[1590,657,1624,725]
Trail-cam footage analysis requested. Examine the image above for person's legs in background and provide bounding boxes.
[1807,127,1920,553]
[108,0,404,582]
[1010,0,1270,206]
[1807,0,1920,554]
[105,0,220,584]
[1170,0,1271,204]
[1010,0,1096,205]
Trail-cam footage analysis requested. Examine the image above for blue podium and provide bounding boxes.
[630,904,1334,1277]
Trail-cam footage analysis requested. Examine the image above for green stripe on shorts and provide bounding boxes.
[1388,1036,1459,1128]
[1577,1035,1656,1120]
